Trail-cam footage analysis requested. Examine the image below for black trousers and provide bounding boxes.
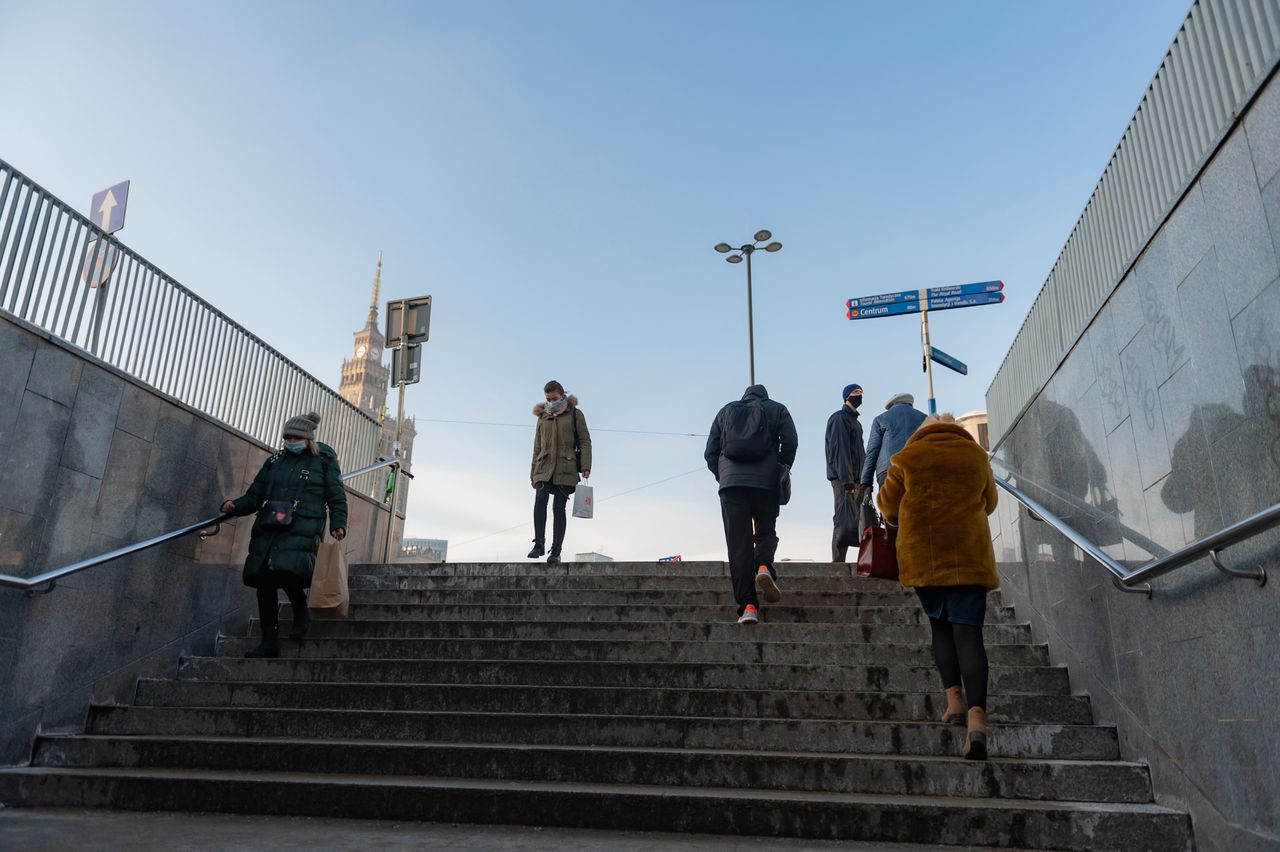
[719,487,780,614]
[533,483,575,556]
[256,569,307,635]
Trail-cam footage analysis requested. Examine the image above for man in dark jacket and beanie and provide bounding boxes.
[704,385,798,624]
[861,392,928,494]
[826,383,867,561]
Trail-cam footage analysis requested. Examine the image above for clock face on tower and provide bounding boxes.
[356,344,367,358]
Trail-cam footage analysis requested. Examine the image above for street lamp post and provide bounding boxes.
[715,230,782,386]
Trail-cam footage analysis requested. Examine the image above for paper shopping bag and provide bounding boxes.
[572,483,594,519]
[309,536,350,617]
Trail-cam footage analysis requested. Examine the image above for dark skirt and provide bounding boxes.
[914,585,988,626]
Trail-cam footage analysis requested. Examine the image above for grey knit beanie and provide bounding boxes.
[283,411,321,440]
[885,393,914,410]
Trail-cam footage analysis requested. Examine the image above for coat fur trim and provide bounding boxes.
[532,394,579,418]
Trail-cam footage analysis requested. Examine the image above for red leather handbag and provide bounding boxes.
[856,519,899,581]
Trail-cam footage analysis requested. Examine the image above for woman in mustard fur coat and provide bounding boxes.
[877,413,998,760]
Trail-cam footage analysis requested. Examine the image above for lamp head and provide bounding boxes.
[764,241,782,252]
[726,254,743,264]
[714,243,732,253]
[754,229,772,242]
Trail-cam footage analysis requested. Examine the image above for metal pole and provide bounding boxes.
[383,461,397,564]
[745,248,756,386]
[921,307,937,414]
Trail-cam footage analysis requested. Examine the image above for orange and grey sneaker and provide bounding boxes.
[755,566,781,603]
[737,604,760,625]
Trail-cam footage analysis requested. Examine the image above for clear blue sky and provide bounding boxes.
[1,0,1191,561]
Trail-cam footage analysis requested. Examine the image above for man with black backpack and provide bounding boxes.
[704,384,799,624]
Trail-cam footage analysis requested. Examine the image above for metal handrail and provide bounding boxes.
[989,457,1170,560]
[993,474,1275,598]
[0,457,405,596]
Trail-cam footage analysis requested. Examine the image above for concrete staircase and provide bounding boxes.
[0,561,1194,849]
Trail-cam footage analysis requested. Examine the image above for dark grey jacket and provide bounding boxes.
[704,385,799,492]
[825,406,865,489]
[861,402,927,485]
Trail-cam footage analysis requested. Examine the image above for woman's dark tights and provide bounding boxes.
[928,615,989,710]
[256,571,307,636]
[533,484,573,555]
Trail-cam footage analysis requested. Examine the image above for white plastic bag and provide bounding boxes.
[572,483,594,519]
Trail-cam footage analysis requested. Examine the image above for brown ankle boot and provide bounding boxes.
[942,686,966,725]
[962,707,988,761]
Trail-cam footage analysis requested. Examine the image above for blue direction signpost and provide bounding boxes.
[845,280,1003,413]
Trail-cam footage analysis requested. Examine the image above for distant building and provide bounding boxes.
[338,252,417,471]
[575,552,613,563]
[401,538,447,562]
[957,410,989,450]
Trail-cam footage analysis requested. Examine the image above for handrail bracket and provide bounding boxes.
[1112,575,1152,598]
[24,580,57,598]
[1209,549,1267,586]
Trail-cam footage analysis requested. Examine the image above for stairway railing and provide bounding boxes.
[991,459,1275,598]
[0,457,407,596]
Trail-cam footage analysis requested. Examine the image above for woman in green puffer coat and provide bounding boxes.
[220,411,348,658]
[527,380,592,564]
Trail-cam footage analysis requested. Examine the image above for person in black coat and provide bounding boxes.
[825,383,867,561]
[704,385,799,625]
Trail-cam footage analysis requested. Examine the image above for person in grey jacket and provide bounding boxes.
[825,383,867,560]
[861,393,928,494]
[705,385,798,624]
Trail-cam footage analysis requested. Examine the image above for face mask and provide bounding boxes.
[847,396,863,409]
[284,440,307,454]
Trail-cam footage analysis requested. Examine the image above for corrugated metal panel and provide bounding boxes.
[987,0,1280,448]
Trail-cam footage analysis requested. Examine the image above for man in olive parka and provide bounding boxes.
[222,411,348,657]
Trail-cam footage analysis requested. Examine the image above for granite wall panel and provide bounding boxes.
[0,314,405,765]
[990,74,1280,852]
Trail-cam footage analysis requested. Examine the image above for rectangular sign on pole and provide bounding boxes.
[846,280,1004,319]
[386,295,432,346]
[929,346,969,375]
[923,292,1005,312]
[391,344,422,387]
[845,288,923,310]
[90,181,129,234]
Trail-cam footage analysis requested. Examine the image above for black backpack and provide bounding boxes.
[720,400,772,462]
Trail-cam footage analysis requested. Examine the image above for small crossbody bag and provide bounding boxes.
[257,455,315,529]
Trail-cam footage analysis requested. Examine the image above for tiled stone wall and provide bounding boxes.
[0,313,401,764]
[990,75,1280,852]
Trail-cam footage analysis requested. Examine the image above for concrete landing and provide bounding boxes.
[0,807,1013,851]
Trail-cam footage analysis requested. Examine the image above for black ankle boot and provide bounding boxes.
[547,551,562,564]
[527,542,545,559]
[288,606,311,641]
[245,625,279,658]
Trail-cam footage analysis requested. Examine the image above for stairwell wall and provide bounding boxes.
[0,311,402,764]
[988,71,1280,851]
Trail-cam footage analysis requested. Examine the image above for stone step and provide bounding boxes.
[347,574,957,598]
[135,680,1094,725]
[340,588,1017,615]
[178,657,1070,695]
[352,562,857,579]
[86,706,1121,760]
[267,617,1033,645]
[0,767,1192,850]
[218,635,1051,668]
[316,603,1019,625]
[31,735,1154,804]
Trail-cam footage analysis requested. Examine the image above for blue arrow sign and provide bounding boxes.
[847,300,923,320]
[846,288,922,309]
[924,280,1003,300]
[930,346,969,375]
[923,292,1005,312]
[90,181,129,234]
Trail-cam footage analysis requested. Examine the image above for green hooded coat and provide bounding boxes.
[229,442,349,588]
[530,395,592,487]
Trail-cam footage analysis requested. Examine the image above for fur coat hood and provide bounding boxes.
[533,394,579,419]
